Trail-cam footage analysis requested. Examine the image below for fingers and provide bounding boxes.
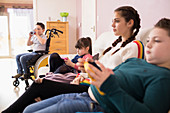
[77,58,85,71]
[34,97,42,102]
[77,58,85,66]
[86,61,114,88]
[86,57,93,62]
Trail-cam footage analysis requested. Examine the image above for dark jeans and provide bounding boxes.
[2,79,89,113]
[49,53,74,74]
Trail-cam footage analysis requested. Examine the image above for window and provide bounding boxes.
[0,8,33,58]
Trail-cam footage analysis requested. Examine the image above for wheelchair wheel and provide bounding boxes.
[25,85,29,90]
[34,54,49,78]
[25,79,30,90]
[13,79,20,87]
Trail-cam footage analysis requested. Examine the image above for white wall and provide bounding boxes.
[33,0,77,54]
[97,0,170,37]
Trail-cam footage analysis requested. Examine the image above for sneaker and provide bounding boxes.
[12,74,23,78]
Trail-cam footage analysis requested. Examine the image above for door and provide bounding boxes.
[82,0,96,45]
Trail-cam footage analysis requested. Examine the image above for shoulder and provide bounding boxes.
[120,41,139,54]
[83,54,93,59]
[121,40,145,59]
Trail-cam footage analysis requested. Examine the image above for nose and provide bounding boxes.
[146,40,152,48]
[76,49,79,53]
[112,21,115,28]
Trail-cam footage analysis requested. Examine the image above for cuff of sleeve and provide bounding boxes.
[100,74,119,95]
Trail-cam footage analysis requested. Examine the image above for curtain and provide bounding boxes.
[8,8,34,57]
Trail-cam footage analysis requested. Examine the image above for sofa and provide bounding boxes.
[38,28,152,75]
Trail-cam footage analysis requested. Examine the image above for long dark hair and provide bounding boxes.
[103,6,141,55]
[75,37,92,55]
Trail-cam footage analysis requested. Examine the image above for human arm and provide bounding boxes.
[64,58,76,68]
[88,61,170,113]
[27,33,33,46]
[35,29,47,44]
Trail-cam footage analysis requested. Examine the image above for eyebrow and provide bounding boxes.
[148,36,160,39]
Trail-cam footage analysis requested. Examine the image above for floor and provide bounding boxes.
[0,58,33,112]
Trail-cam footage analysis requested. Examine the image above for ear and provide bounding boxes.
[43,29,45,32]
[127,19,134,28]
[86,46,89,51]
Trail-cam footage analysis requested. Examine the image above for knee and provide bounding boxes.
[50,53,60,60]
[20,56,27,63]
[16,54,22,60]
[57,98,89,112]
[23,104,33,113]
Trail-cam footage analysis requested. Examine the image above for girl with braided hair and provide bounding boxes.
[100,6,143,69]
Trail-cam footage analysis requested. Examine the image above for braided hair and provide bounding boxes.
[103,6,141,55]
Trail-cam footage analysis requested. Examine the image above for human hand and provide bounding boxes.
[64,58,72,66]
[35,29,39,36]
[86,60,114,88]
[34,97,42,102]
[77,58,94,72]
[34,78,43,84]
[70,76,85,85]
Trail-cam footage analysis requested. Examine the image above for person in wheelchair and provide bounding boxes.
[12,22,47,79]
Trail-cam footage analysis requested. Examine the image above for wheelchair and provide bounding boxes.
[13,28,63,90]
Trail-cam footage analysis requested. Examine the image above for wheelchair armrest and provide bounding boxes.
[34,50,49,54]
[28,49,33,52]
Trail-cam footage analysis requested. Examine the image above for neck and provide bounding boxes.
[121,31,133,42]
[156,62,170,70]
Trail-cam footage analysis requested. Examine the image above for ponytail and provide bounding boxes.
[75,37,92,55]
[86,37,92,55]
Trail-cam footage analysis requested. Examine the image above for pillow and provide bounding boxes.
[93,31,117,56]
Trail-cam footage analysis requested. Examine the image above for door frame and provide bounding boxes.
[81,0,97,42]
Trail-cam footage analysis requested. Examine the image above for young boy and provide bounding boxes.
[12,22,47,79]
[22,18,170,113]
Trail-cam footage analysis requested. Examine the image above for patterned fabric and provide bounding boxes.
[133,40,145,59]
[75,73,91,86]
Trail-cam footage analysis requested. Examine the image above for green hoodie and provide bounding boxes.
[91,58,170,113]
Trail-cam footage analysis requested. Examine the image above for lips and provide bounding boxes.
[146,50,151,54]
[113,29,117,32]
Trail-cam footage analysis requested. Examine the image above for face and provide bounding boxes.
[34,25,44,35]
[76,47,89,56]
[145,27,170,68]
[112,11,132,37]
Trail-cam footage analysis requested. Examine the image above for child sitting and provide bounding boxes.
[23,18,170,113]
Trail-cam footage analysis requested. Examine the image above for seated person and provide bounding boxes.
[48,37,92,74]
[2,6,143,113]
[23,18,170,113]
[12,22,47,79]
